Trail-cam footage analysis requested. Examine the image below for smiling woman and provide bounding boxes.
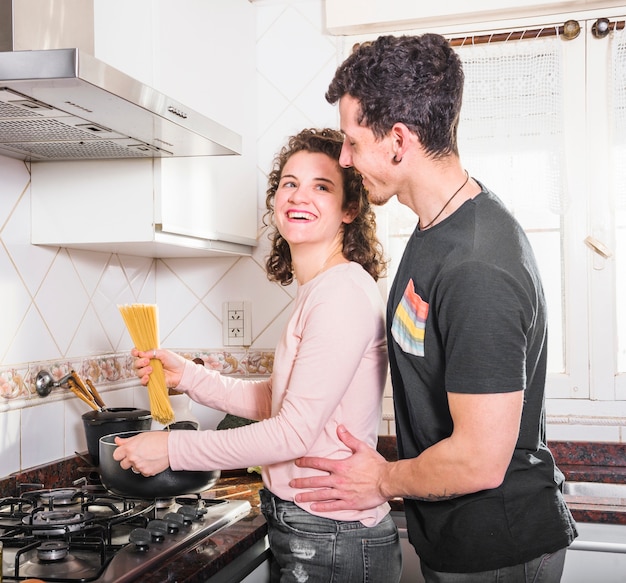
[270,148,354,284]
[263,128,386,287]
[120,128,401,583]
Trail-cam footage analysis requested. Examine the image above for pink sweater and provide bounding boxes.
[168,262,390,525]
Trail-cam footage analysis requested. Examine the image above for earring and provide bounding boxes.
[393,154,402,163]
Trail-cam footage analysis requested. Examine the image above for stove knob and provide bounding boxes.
[163,511,185,532]
[146,519,168,542]
[129,527,152,551]
[177,505,199,524]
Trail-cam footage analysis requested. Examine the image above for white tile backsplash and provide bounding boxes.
[546,423,622,443]
[0,409,20,477]
[21,400,66,468]
[64,397,89,458]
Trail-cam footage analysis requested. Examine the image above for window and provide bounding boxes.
[368,15,626,401]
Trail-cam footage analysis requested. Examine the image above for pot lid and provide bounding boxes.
[82,407,152,424]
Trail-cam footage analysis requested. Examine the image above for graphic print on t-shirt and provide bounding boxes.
[391,279,429,356]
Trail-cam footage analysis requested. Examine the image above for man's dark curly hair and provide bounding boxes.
[263,128,386,286]
[326,33,464,159]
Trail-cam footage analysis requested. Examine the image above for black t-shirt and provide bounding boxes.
[389,186,577,572]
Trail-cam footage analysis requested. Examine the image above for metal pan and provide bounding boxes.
[98,430,220,498]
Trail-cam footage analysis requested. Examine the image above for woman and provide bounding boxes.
[114,128,402,582]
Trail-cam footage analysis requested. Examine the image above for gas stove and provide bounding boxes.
[0,484,251,582]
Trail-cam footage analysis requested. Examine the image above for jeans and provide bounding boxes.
[420,547,567,583]
[259,488,402,583]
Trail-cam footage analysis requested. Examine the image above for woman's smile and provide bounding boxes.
[286,210,317,222]
[274,150,350,246]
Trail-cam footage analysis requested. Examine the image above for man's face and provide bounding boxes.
[338,95,396,207]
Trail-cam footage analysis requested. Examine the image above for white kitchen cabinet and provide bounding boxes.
[29,0,258,258]
[562,523,626,582]
[150,0,258,256]
[31,157,255,258]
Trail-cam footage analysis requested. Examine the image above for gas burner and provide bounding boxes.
[25,509,94,535]
[37,540,69,561]
[23,487,83,507]
[1,486,250,583]
[154,497,175,509]
[0,496,37,521]
[19,550,101,580]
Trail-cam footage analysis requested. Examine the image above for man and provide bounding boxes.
[290,33,577,582]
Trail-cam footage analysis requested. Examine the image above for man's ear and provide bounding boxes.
[390,122,413,163]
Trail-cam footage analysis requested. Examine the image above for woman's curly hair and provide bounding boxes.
[263,128,386,286]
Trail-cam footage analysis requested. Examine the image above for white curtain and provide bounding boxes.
[613,25,626,370]
[455,35,566,220]
[612,25,626,207]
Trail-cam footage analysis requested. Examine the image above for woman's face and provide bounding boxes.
[273,150,354,248]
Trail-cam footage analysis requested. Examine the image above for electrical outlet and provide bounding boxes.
[222,301,251,346]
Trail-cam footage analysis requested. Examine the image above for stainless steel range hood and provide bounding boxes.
[0,0,241,161]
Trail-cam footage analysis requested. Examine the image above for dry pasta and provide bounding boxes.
[118,304,174,425]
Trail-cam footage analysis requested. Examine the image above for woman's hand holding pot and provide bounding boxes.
[113,431,170,476]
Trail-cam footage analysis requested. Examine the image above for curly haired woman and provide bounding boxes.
[115,128,402,583]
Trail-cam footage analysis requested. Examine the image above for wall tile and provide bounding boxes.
[0,251,36,362]
[21,400,65,468]
[3,192,58,297]
[35,249,91,354]
[164,303,223,348]
[65,397,89,459]
[0,156,29,222]
[547,424,622,443]
[0,409,21,477]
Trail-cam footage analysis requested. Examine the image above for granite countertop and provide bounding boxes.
[378,437,626,525]
[2,438,626,582]
[140,471,268,583]
[550,441,626,525]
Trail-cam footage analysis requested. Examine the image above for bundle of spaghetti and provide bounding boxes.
[118,303,174,425]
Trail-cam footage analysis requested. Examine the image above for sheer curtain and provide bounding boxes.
[375,23,624,388]
[613,26,626,370]
[455,35,565,373]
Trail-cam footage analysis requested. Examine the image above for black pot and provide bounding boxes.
[98,430,220,498]
[82,408,152,465]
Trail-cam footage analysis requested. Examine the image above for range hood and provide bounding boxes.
[0,0,241,161]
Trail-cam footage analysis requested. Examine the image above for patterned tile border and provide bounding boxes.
[0,349,275,405]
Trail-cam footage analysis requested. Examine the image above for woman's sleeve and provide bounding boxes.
[168,279,383,471]
[176,358,273,421]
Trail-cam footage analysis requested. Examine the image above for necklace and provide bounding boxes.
[311,249,343,280]
[418,170,470,230]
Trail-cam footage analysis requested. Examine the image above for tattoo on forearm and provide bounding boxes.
[412,491,460,502]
